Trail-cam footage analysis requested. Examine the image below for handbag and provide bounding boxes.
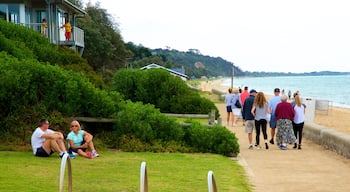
[234,99,241,108]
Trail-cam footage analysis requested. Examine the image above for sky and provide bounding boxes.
[85,0,350,73]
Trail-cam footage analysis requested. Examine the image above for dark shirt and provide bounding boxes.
[242,95,255,120]
[275,101,295,121]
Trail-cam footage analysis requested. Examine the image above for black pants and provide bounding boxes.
[293,122,304,145]
[255,119,267,145]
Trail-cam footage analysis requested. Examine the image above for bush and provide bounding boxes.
[111,69,219,117]
[114,101,184,143]
[184,121,240,157]
[0,52,122,140]
[0,19,104,87]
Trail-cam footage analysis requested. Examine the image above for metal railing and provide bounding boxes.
[140,161,148,192]
[207,171,218,192]
[57,159,218,191]
[59,154,73,192]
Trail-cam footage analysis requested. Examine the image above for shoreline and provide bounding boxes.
[197,78,350,136]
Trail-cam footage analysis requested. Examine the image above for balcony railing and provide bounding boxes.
[22,23,84,48]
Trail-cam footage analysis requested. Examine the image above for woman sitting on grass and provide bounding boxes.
[66,120,99,159]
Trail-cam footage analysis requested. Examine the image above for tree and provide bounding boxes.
[77,3,132,74]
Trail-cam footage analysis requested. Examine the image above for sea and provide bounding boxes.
[221,75,350,108]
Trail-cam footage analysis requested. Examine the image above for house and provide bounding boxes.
[140,63,189,81]
[0,0,86,55]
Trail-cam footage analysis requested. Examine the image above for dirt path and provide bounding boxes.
[216,103,350,192]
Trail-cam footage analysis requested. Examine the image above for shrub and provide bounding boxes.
[0,52,122,139]
[111,69,219,117]
[184,121,240,157]
[114,101,184,143]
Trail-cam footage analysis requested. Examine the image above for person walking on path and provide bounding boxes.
[242,89,257,149]
[240,86,249,125]
[275,95,296,150]
[224,88,235,126]
[31,119,70,158]
[291,94,306,149]
[268,88,281,144]
[231,89,242,127]
[251,92,271,149]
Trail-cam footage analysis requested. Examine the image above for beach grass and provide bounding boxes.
[0,151,252,192]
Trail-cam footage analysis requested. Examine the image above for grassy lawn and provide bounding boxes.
[0,151,252,192]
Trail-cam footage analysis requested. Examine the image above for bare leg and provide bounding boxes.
[226,112,231,125]
[42,139,64,154]
[77,149,92,159]
[248,133,253,145]
[56,139,67,152]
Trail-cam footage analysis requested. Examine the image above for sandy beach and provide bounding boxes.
[199,78,350,135]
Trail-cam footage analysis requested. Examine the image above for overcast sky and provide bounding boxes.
[86,0,350,73]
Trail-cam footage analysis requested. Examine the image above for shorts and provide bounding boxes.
[245,120,255,133]
[68,140,87,154]
[232,108,241,116]
[269,115,277,128]
[226,106,232,112]
[65,32,71,40]
[35,147,53,157]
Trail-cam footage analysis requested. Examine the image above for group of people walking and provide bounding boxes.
[225,87,306,150]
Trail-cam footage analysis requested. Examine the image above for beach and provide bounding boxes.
[199,79,350,135]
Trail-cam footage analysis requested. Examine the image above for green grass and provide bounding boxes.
[0,151,252,192]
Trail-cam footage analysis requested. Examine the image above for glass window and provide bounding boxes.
[8,4,20,23]
[0,4,7,21]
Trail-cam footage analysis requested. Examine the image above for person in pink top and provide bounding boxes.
[240,86,249,125]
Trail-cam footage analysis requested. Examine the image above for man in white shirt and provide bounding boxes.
[31,119,68,157]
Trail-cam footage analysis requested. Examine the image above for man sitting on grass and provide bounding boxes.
[31,119,71,158]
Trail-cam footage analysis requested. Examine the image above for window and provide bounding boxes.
[0,4,7,21]
[8,4,20,23]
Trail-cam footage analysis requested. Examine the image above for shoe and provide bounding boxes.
[279,145,288,150]
[68,153,75,159]
[293,143,297,149]
[269,139,274,145]
[248,145,253,150]
[255,145,261,149]
[59,152,68,158]
[265,143,269,150]
[92,150,99,157]
[86,152,93,159]
[298,145,302,150]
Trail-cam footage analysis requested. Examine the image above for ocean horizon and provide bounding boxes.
[221,75,350,109]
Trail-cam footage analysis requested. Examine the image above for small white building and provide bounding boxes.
[140,63,188,81]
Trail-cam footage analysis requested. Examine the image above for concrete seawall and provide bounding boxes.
[304,123,350,159]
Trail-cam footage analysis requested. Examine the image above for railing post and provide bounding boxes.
[140,161,148,192]
[59,154,72,192]
[209,110,215,125]
[207,170,218,192]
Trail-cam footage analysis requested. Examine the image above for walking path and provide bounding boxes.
[215,103,350,192]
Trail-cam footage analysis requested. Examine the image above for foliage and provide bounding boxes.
[184,121,240,157]
[111,69,219,116]
[0,52,122,141]
[0,19,105,87]
[152,48,245,78]
[114,101,184,143]
[77,3,132,73]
